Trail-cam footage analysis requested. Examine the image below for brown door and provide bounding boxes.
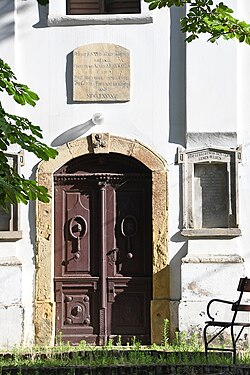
[54,154,152,345]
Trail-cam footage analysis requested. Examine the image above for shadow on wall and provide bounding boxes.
[51,120,94,147]
[28,165,39,267]
[51,113,104,146]
[178,154,184,229]
[169,240,188,301]
[33,3,49,28]
[169,6,186,147]
[0,1,15,43]
[66,52,74,104]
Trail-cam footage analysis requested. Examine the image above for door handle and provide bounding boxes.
[107,248,119,264]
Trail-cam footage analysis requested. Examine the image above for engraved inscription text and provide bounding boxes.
[73,44,130,102]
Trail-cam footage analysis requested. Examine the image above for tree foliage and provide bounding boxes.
[145,0,250,44]
[0,59,58,208]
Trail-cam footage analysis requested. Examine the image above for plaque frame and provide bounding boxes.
[178,146,242,237]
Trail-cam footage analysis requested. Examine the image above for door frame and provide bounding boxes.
[35,133,169,345]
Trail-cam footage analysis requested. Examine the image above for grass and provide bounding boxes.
[0,349,234,368]
[0,321,249,370]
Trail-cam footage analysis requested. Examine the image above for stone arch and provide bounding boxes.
[35,134,169,345]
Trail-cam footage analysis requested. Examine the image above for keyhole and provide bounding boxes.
[76,223,82,233]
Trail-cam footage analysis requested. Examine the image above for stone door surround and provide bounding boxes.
[35,134,169,345]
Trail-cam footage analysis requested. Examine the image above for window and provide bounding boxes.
[0,204,18,232]
[48,0,152,27]
[0,153,22,240]
[66,0,141,15]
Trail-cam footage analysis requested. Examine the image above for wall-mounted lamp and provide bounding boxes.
[92,113,104,126]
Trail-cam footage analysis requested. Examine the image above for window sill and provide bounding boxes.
[181,228,241,238]
[182,254,244,264]
[0,256,22,266]
[0,231,23,241]
[48,13,153,26]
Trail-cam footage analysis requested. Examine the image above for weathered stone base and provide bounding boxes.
[34,302,54,346]
[151,299,170,344]
[0,257,23,348]
[179,254,245,334]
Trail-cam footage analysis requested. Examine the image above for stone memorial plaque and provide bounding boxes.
[73,44,130,102]
[178,146,241,235]
[194,164,228,228]
[188,150,230,162]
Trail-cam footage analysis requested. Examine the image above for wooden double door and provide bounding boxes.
[54,154,152,345]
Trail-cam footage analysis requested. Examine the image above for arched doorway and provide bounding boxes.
[35,134,169,345]
[54,153,152,344]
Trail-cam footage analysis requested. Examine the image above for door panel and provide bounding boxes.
[54,180,100,344]
[107,180,152,342]
[108,277,151,337]
[55,280,99,343]
[114,183,151,276]
[54,157,152,345]
[64,190,91,273]
[55,181,100,279]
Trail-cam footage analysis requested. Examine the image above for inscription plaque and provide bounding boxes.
[73,44,130,102]
[178,146,241,236]
[194,164,228,228]
[188,150,230,162]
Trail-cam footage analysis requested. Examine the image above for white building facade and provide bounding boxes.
[0,0,250,347]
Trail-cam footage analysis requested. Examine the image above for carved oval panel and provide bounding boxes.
[121,215,137,237]
[69,215,87,239]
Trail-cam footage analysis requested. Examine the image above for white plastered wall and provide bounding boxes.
[0,0,250,346]
[178,0,250,334]
[6,0,173,346]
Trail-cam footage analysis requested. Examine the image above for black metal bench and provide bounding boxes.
[203,277,250,364]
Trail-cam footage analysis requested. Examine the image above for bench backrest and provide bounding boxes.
[232,277,250,313]
[237,277,250,292]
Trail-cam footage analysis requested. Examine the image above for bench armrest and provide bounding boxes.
[207,298,235,321]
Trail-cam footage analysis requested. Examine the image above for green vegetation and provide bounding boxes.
[0,345,232,368]
[0,59,57,208]
[0,324,248,370]
[145,0,250,44]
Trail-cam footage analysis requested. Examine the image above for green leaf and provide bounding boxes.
[245,36,250,45]
[13,93,26,105]
[0,57,59,208]
[0,81,6,88]
[26,90,40,101]
[149,2,158,9]
[238,34,245,43]
[146,0,250,45]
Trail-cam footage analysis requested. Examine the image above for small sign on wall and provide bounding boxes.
[73,43,130,102]
[178,147,242,237]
